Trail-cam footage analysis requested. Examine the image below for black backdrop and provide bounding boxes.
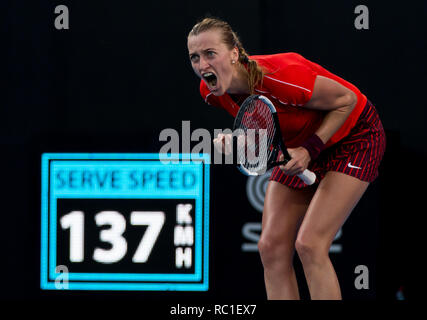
[1,0,424,306]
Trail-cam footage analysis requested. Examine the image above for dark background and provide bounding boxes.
[1,0,424,306]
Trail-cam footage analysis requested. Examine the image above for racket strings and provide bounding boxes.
[237,98,276,170]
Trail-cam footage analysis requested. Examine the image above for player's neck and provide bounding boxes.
[227,65,250,95]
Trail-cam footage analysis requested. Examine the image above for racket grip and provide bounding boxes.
[297,169,316,185]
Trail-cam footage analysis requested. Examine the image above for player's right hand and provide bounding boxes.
[213,133,232,155]
[279,147,310,176]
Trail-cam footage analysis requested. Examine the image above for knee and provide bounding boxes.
[258,236,293,269]
[295,236,328,266]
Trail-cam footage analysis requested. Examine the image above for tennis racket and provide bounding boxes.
[232,94,316,185]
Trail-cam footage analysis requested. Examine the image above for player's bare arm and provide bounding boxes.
[304,75,357,144]
[281,76,357,176]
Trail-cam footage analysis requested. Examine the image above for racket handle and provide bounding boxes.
[297,169,316,185]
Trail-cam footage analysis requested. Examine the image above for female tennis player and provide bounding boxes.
[187,17,385,300]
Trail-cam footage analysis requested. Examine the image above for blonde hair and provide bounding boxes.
[188,17,264,94]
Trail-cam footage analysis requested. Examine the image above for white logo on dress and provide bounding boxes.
[348,162,362,169]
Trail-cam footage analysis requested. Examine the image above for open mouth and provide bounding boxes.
[202,72,217,88]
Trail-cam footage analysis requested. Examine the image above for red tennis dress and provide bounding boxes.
[200,52,386,187]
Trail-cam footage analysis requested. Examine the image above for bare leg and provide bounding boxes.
[259,181,315,300]
[295,171,369,300]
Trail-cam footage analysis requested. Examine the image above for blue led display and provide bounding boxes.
[41,153,210,291]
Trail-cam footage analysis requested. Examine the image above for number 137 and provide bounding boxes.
[60,211,165,264]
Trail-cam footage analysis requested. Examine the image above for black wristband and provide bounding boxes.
[301,134,325,161]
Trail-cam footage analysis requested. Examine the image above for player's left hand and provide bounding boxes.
[279,147,311,176]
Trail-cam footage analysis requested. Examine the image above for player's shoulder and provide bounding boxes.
[250,52,308,73]
[251,52,306,66]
